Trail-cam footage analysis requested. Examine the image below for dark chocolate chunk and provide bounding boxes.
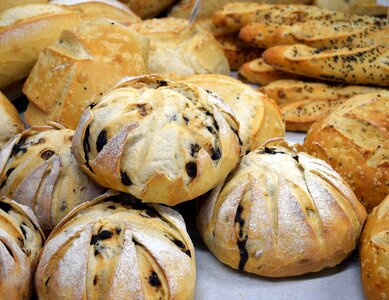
[185,162,197,178]
[96,130,107,152]
[41,150,55,160]
[121,171,132,186]
[148,272,161,287]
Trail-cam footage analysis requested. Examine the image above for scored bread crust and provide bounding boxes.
[198,145,366,277]
[0,196,45,300]
[49,0,141,25]
[72,75,241,205]
[35,191,196,299]
[0,4,81,90]
[181,74,285,152]
[304,93,389,212]
[238,57,298,85]
[360,195,389,300]
[239,19,389,49]
[130,18,230,76]
[260,80,388,132]
[263,44,389,86]
[23,18,149,129]
[0,123,104,232]
[0,92,24,149]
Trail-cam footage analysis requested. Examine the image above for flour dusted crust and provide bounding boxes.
[198,145,366,277]
[72,75,241,205]
[0,196,44,299]
[0,4,81,90]
[238,58,298,85]
[130,18,230,76]
[263,44,389,86]
[23,18,149,129]
[240,19,389,49]
[360,195,389,300]
[0,123,104,232]
[0,92,24,149]
[119,0,176,18]
[35,191,196,299]
[260,80,388,132]
[304,93,389,212]
[50,0,141,25]
[181,74,284,152]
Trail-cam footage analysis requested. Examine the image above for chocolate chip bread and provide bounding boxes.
[198,145,366,277]
[0,196,44,300]
[0,92,24,149]
[35,191,196,299]
[0,123,104,232]
[72,75,241,205]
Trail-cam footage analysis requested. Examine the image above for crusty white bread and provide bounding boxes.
[263,44,389,86]
[0,4,81,90]
[240,19,389,49]
[0,91,24,149]
[238,57,298,85]
[50,0,141,25]
[260,80,388,132]
[0,0,48,11]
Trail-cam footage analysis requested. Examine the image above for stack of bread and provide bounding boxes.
[0,0,387,299]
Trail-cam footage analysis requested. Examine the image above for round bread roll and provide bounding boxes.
[198,145,367,277]
[130,18,230,76]
[0,123,104,233]
[35,191,196,299]
[304,93,389,212]
[23,18,149,129]
[0,92,24,150]
[0,196,44,299]
[72,75,241,205]
[360,195,389,300]
[181,74,284,153]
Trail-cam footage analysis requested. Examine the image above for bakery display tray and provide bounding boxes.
[190,131,364,300]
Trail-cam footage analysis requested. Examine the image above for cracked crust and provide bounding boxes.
[198,145,366,277]
[35,192,196,300]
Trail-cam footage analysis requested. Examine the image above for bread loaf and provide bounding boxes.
[360,195,389,300]
[119,0,176,18]
[240,20,389,49]
[304,93,389,212]
[0,123,104,232]
[0,4,81,90]
[0,196,44,299]
[130,18,230,76]
[23,18,149,129]
[198,145,366,277]
[35,191,196,299]
[0,0,48,11]
[260,80,388,132]
[181,74,285,152]
[263,44,389,86]
[0,92,24,149]
[50,0,141,25]
[72,75,241,205]
[238,58,298,85]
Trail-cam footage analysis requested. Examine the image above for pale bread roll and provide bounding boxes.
[0,91,24,149]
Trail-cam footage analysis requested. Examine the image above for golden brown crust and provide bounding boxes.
[119,0,176,18]
[304,93,389,212]
[0,0,48,11]
[72,75,241,205]
[0,92,24,149]
[0,4,81,90]
[180,74,285,152]
[35,192,196,299]
[260,80,388,132]
[239,19,389,49]
[23,18,149,129]
[0,196,44,300]
[360,195,389,300]
[238,57,298,85]
[50,0,141,25]
[198,146,366,277]
[263,44,389,86]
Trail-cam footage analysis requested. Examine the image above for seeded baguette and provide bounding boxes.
[238,58,298,85]
[263,44,389,86]
[239,20,389,49]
